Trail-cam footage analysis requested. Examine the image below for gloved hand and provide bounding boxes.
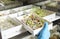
[37,22,50,39]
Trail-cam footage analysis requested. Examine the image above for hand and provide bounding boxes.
[37,22,50,39]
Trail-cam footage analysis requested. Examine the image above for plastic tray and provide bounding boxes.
[17,13,53,36]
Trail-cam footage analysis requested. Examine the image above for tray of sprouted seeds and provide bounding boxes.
[0,16,21,31]
[18,13,53,35]
[30,7,56,17]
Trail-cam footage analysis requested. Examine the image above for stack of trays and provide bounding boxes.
[0,5,57,38]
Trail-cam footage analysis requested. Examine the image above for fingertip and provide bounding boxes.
[44,22,48,28]
[45,22,48,25]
